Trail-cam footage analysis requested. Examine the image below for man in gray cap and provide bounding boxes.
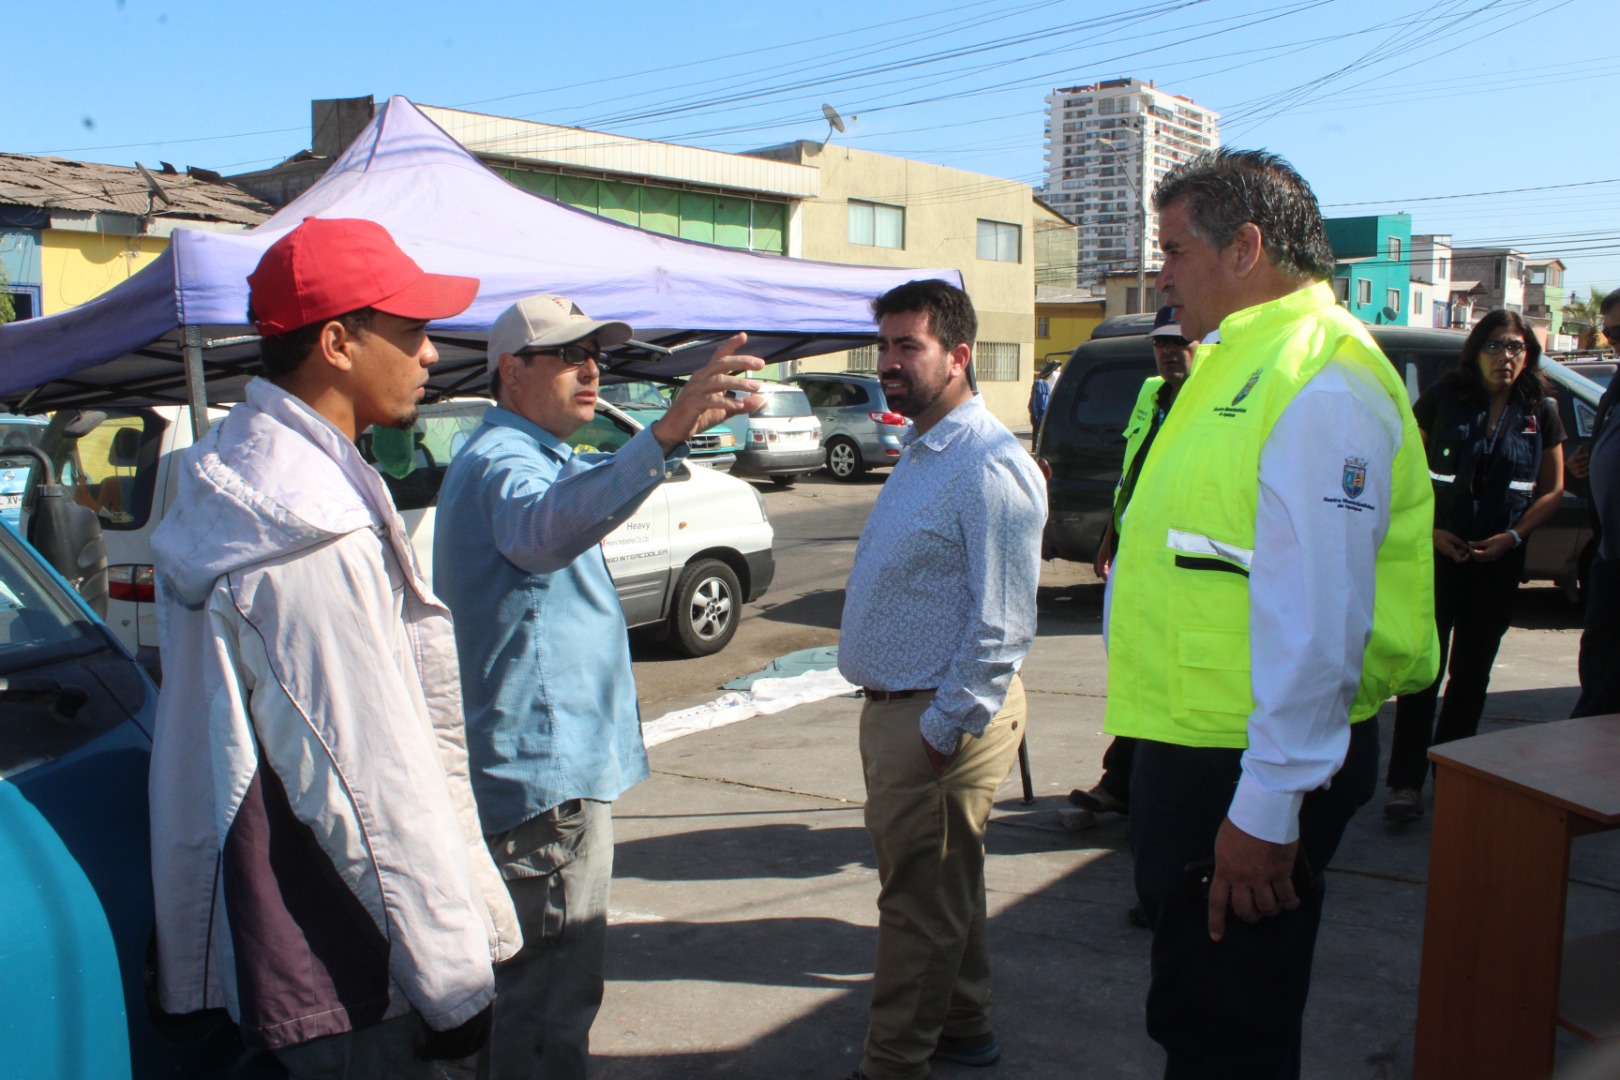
[434,294,763,1079]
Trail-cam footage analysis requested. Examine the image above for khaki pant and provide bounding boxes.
[858,677,1025,1080]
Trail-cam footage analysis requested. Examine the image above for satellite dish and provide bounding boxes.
[135,162,173,208]
[819,104,856,151]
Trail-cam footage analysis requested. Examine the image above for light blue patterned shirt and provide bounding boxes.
[433,405,679,834]
[838,397,1047,752]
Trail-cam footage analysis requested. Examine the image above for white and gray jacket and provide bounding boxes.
[147,378,520,1050]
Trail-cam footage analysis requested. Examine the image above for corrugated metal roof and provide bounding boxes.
[0,153,272,225]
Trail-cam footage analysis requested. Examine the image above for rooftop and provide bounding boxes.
[0,153,272,226]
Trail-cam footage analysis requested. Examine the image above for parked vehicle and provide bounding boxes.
[0,519,272,1079]
[367,398,776,657]
[598,380,740,469]
[1563,358,1614,390]
[725,382,823,485]
[786,370,910,481]
[0,414,49,530]
[1035,320,1601,599]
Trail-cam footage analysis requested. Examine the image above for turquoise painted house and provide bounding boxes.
[1325,214,1413,326]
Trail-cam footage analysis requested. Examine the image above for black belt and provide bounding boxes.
[863,688,934,703]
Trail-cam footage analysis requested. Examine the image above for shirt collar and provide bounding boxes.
[483,403,573,463]
[904,396,983,453]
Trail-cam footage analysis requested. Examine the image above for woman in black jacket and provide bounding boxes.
[1384,310,1566,822]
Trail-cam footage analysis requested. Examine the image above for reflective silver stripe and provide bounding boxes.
[1166,528,1254,571]
[1430,471,1457,484]
[1508,480,1536,493]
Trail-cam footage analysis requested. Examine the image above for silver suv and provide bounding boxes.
[786,371,910,481]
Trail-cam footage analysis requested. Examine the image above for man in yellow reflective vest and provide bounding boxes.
[1104,149,1438,1079]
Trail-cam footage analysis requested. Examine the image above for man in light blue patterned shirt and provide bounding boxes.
[837,280,1046,1080]
[434,294,763,1080]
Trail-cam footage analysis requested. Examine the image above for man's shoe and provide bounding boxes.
[1384,787,1424,823]
[1068,784,1126,815]
[933,1032,1001,1067]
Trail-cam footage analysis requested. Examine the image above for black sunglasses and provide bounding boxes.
[519,343,602,366]
[1152,336,1192,350]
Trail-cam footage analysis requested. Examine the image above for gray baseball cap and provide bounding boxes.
[487,294,633,373]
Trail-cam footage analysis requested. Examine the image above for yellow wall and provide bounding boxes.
[1036,306,1105,365]
[40,230,168,315]
[761,143,1036,430]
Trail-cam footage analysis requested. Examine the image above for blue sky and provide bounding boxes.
[11,0,1617,301]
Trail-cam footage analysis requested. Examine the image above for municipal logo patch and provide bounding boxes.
[1231,370,1262,406]
[1342,456,1368,499]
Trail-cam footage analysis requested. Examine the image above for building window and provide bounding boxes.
[1036,316,1051,339]
[846,344,879,369]
[1388,236,1402,262]
[848,200,904,249]
[976,220,1021,263]
[974,341,1020,381]
[1387,288,1401,313]
[1413,293,1423,316]
[1357,279,1372,305]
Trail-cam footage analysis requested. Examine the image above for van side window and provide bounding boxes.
[41,409,165,531]
[1071,365,1152,429]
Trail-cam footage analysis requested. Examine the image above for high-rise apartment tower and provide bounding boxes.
[1042,78,1219,292]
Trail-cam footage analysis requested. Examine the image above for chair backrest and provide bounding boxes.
[108,427,142,468]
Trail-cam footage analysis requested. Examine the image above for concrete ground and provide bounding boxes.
[584,568,1620,1079]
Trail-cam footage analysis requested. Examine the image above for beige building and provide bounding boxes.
[749,141,1038,427]
[235,100,1039,428]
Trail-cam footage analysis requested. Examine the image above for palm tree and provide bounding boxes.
[1563,288,1609,349]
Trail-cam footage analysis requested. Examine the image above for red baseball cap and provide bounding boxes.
[247,217,479,336]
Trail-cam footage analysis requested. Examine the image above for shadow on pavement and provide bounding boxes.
[755,587,847,630]
[616,821,874,882]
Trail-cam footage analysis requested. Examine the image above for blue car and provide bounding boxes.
[0,520,275,1078]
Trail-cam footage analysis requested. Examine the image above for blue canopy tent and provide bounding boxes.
[0,96,960,429]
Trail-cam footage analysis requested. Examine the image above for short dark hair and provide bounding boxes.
[1601,287,1620,318]
[251,306,376,382]
[1152,149,1335,284]
[1450,308,1545,406]
[871,279,977,352]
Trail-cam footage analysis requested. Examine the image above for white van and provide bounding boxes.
[24,397,775,673]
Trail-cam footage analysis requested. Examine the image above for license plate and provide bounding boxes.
[0,494,20,510]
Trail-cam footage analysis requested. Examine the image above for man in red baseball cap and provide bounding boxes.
[147,217,521,1077]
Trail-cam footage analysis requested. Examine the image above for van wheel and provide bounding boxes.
[826,438,866,481]
[769,474,796,487]
[669,559,741,657]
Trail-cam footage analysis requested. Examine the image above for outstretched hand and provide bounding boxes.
[649,334,765,452]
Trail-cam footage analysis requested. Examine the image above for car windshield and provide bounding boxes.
[754,389,814,418]
[0,527,102,676]
[599,382,673,410]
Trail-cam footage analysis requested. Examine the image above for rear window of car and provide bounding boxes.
[754,389,814,418]
[1067,363,1152,428]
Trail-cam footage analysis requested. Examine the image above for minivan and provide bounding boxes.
[1035,319,1601,599]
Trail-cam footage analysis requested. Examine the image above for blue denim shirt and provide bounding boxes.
[838,397,1047,752]
[434,405,673,834]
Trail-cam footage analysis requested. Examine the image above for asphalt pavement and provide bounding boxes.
[584,566,1620,1080]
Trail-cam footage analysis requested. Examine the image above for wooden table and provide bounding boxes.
[1414,714,1620,1079]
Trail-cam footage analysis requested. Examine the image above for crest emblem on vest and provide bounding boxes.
[1231,370,1262,406]
[1342,456,1368,499]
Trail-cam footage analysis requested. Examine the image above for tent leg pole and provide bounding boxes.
[182,325,211,440]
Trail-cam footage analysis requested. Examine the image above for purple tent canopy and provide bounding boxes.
[0,95,961,412]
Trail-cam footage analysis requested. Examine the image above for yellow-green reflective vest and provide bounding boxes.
[1112,375,1166,529]
[1105,283,1438,748]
